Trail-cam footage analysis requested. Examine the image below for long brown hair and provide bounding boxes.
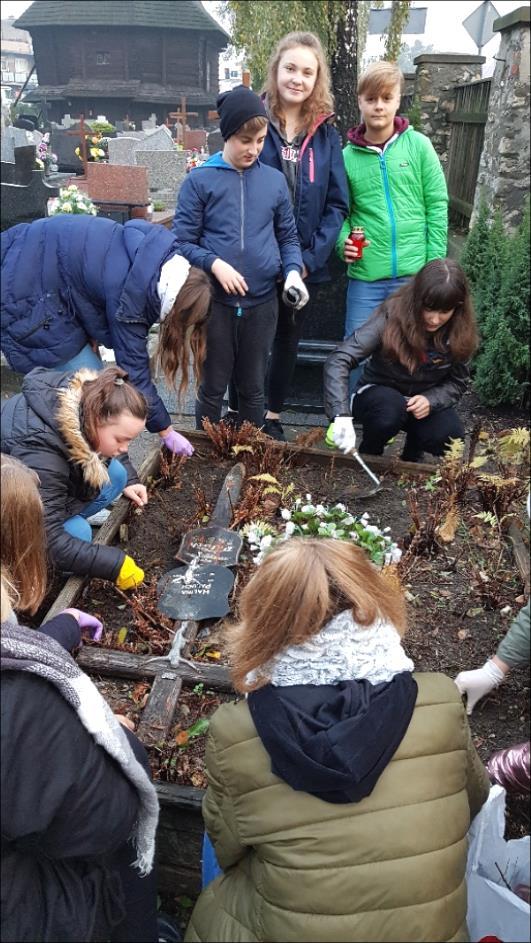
[80,366,148,450]
[381,258,479,373]
[1,454,48,616]
[227,538,406,692]
[264,32,334,134]
[157,266,211,399]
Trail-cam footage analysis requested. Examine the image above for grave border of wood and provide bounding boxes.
[42,430,529,803]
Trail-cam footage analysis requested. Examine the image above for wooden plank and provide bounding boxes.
[506,522,531,596]
[78,645,232,688]
[42,447,161,623]
[210,461,246,524]
[448,111,488,124]
[449,194,473,218]
[136,670,183,745]
[156,782,205,809]
[181,428,436,475]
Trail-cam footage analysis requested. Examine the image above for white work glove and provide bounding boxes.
[282,271,309,310]
[332,417,356,454]
[454,659,505,715]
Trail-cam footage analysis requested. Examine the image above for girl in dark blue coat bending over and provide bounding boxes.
[1,214,211,455]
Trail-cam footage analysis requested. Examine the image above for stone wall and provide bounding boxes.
[413,53,484,168]
[472,7,530,231]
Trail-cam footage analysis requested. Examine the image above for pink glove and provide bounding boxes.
[62,608,104,641]
[161,428,194,456]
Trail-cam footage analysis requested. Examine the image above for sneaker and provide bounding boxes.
[324,422,337,449]
[86,508,111,526]
[262,417,286,442]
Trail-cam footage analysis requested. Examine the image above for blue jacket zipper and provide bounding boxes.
[237,172,244,316]
[378,148,398,278]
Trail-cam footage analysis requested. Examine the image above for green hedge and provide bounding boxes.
[460,201,530,407]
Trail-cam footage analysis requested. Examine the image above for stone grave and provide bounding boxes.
[1,145,59,232]
[142,113,158,131]
[207,129,223,155]
[183,129,207,151]
[85,162,149,207]
[50,124,84,174]
[134,149,186,206]
[1,126,34,164]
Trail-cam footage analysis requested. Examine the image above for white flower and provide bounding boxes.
[280,508,291,521]
[61,201,73,213]
[383,527,391,533]
[390,546,402,563]
[305,493,312,502]
[361,512,370,521]
[343,514,355,525]
[285,521,296,537]
[364,524,380,535]
[67,184,78,191]
[315,504,326,516]
[260,535,273,550]
[334,503,346,512]
[301,505,314,513]
[301,524,309,530]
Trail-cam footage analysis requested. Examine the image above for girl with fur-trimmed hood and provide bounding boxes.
[1,365,149,589]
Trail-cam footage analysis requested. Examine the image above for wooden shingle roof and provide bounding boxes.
[15,0,230,40]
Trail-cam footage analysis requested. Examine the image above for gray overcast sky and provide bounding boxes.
[2,0,525,72]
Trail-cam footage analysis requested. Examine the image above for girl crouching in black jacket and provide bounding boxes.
[324,258,479,462]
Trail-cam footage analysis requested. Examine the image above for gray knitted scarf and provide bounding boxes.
[1,618,159,874]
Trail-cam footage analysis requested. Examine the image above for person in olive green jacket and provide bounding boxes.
[185,538,489,943]
[338,60,448,390]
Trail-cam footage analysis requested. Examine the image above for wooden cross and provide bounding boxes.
[64,114,92,177]
[207,70,252,121]
[167,96,198,143]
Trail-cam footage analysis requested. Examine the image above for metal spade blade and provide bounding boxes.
[157,562,235,621]
[348,448,383,498]
[177,526,242,567]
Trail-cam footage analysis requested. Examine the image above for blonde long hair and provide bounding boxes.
[1,454,48,617]
[227,538,406,692]
[263,32,335,134]
[157,267,211,400]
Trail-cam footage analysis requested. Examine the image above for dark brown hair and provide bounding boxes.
[227,538,407,693]
[80,366,148,450]
[264,32,334,134]
[157,266,211,399]
[381,258,479,372]
[1,454,48,616]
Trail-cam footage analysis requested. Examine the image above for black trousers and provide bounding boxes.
[93,730,158,943]
[352,385,465,460]
[196,297,278,429]
[228,284,309,415]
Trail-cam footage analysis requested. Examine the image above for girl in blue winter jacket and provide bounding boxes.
[228,32,349,440]
[1,215,211,456]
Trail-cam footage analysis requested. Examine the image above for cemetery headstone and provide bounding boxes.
[1,146,59,232]
[207,129,223,155]
[140,126,174,151]
[142,113,157,131]
[108,135,144,166]
[157,562,235,621]
[1,126,34,164]
[50,125,84,173]
[85,162,150,205]
[134,149,186,195]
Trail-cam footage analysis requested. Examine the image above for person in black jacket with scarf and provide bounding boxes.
[0,454,165,943]
[1,365,149,589]
[324,258,478,462]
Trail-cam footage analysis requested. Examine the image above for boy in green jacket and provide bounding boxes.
[337,60,448,389]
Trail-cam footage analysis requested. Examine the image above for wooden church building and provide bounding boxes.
[15,0,229,126]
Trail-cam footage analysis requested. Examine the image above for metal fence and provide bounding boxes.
[446,78,492,229]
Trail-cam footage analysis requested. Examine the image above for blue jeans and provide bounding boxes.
[202,832,223,888]
[345,276,410,391]
[54,343,104,373]
[64,458,127,542]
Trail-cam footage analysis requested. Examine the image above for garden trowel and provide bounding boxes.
[346,448,383,499]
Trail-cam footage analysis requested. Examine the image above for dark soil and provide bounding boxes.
[93,676,235,788]
[78,431,529,839]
